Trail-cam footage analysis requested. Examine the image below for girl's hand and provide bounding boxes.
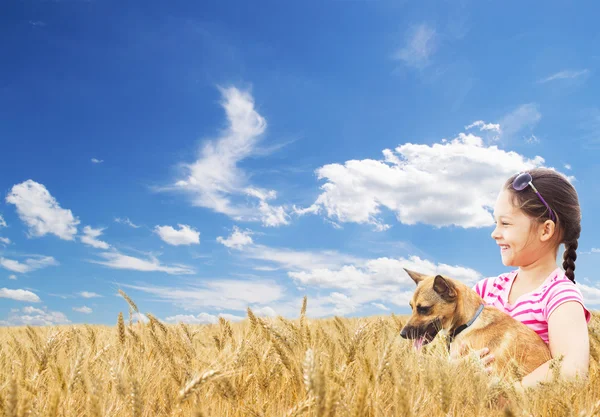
[450,342,495,374]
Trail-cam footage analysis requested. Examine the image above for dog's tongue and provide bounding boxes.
[414,336,426,350]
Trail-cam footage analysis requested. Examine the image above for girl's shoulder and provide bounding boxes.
[541,270,591,322]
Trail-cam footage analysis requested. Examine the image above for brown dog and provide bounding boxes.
[399,269,551,378]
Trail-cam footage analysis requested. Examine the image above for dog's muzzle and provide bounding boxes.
[399,319,442,349]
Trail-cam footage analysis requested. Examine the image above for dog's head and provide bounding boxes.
[399,269,458,349]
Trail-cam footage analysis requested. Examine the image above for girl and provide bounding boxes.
[468,168,591,390]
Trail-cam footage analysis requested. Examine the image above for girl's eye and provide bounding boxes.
[502,222,509,226]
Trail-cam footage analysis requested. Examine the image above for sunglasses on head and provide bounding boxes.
[512,172,556,222]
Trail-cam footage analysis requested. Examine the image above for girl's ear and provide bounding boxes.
[539,219,556,242]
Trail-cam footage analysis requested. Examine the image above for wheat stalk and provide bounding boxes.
[131,378,142,417]
[178,370,220,403]
[117,312,126,345]
[247,307,259,331]
[118,289,139,313]
[147,313,168,335]
[46,390,60,417]
[6,377,18,417]
[284,397,314,417]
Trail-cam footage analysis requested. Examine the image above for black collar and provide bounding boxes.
[447,304,485,345]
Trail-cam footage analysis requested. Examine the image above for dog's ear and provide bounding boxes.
[404,268,427,285]
[433,275,457,300]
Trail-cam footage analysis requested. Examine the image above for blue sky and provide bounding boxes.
[1,0,599,326]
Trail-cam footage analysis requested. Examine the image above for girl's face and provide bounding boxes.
[490,189,549,267]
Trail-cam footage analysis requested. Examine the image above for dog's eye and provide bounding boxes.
[417,305,431,315]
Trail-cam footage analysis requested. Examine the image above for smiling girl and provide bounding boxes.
[471,168,591,389]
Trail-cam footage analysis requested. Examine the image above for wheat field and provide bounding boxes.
[0,294,599,417]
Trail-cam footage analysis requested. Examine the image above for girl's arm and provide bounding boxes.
[518,301,589,389]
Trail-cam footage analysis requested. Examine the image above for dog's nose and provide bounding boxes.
[399,326,408,339]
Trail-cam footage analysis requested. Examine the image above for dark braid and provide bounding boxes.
[562,240,578,283]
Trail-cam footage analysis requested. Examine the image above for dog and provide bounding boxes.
[399,269,551,378]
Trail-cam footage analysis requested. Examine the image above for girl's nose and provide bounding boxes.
[491,226,501,240]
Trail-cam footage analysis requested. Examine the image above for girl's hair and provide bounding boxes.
[503,168,581,283]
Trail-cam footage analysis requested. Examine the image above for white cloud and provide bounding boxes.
[0,288,41,302]
[253,266,279,272]
[80,226,110,249]
[220,313,246,322]
[8,274,17,280]
[217,229,362,271]
[154,224,200,246]
[258,199,289,227]
[122,278,284,312]
[286,292,363,317]
[73,306,93,314]
[253,306,277,317]
[525,134,540,144]
[79,291,102,298]
[47,293,73,299]
[0,306,69,326]
[218,229,484,318]
[0,255,58,274]
[165,313,218,324]
[296,132,545,229]
[0,237,10,245]
[5,180,79,240]
[90,251,194,275]
[538,69,589,84]
[171,87,289,227]
[91,158,104,164]
[577,283,600,306]
[327,292,359,315]
[465,120,501,133]
[293,204,320,217]
[23,306,44,314]
[499,103,541,140]
[394,23,437,68]
[245,294,335,319]
[0,214,6,228]
[581,248,600,255]
[114,217,140,228]
[133,312,149,324]
[216,226,253,249]
[164,312,245,324]
[122,249,483,319]
[280,256,481,318]
[564,164,572,170]
[288,255,481,290]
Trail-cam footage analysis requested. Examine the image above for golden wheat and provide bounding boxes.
[0,297,598,417]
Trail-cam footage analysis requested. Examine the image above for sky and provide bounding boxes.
[1,0,599,326]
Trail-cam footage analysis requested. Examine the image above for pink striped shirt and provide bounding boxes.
[473,268,591,344]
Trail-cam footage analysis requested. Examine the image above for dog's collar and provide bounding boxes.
[448,303,485,343]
